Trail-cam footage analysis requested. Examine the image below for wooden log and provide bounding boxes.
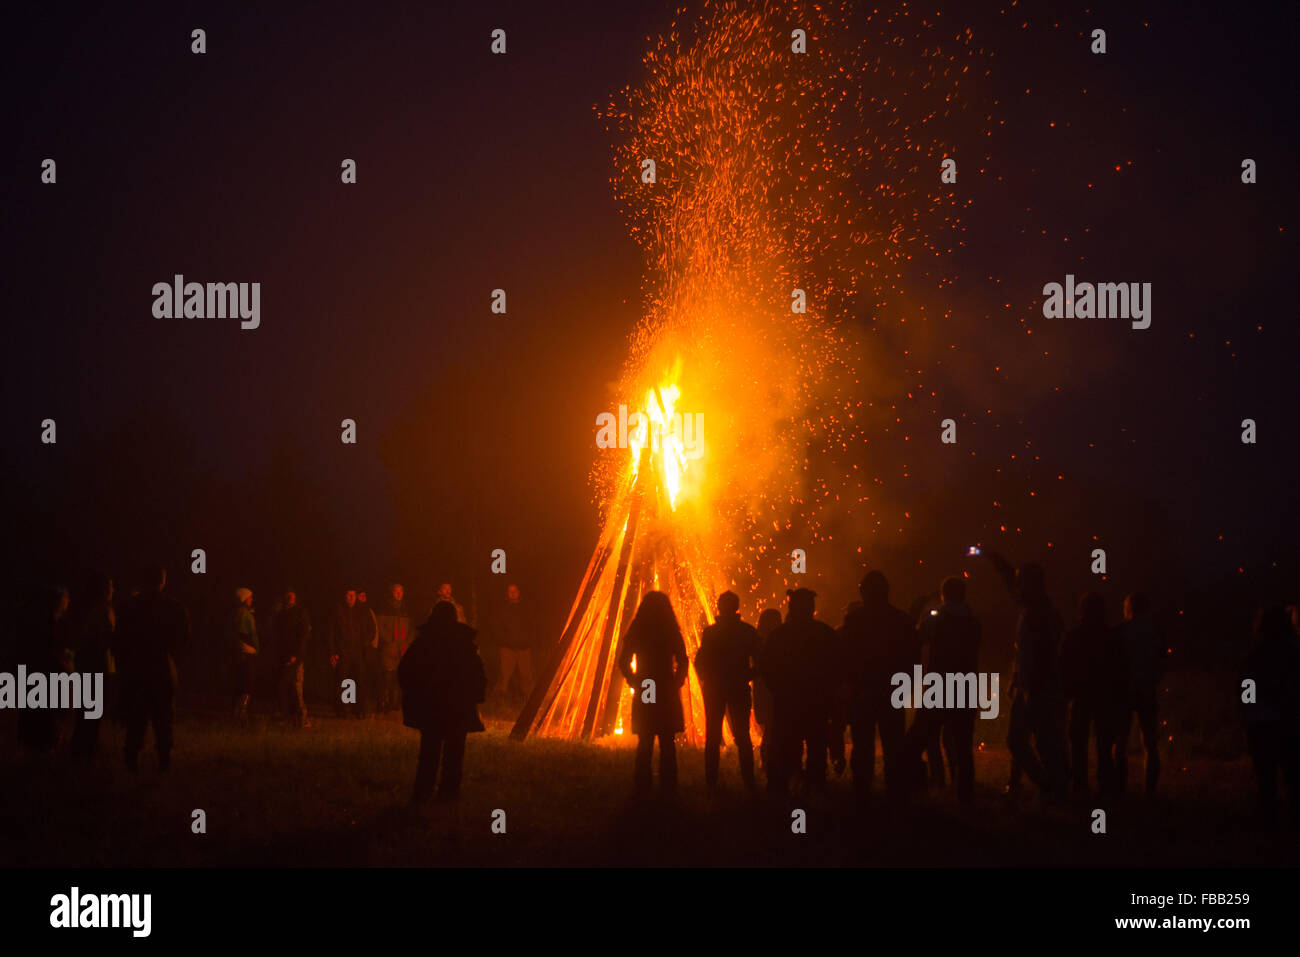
[509,526,615,740]
[579,453,647,738]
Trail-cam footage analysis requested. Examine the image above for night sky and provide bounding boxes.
[2,0,1296,641]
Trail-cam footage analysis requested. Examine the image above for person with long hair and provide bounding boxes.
[618,591,689,794]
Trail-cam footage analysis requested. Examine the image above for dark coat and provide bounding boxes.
[114,588,189,687]
[1121,614,1165,694]
[695,613,760,698]
[919,602,983,711]
[75,601,116,674]
[329,603,366,657]
[924,602,981,676]
[618,616,688,736]
[358,604,378,652]
[1241,632,1300,729]
[760,614,838,722]
[272,604,311,664]
[1061,621,1127,707]
[496,600,532,651]
[376,598,412,671]
[1013,605,1064,702]
[839,600,917,708]
[399,620,486,734]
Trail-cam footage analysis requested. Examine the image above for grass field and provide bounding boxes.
[0,705,1294,868]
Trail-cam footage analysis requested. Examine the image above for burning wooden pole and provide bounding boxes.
[510,449,651,741]
[579,453,647,738]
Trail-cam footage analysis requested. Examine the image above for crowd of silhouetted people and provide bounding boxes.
[7,573,527,805]
[614,548,1300,826]
[7,548,1299,823]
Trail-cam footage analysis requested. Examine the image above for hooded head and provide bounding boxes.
[235,587,253,607]
[428,600,459,630]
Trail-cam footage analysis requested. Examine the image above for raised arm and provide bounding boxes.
[983,549,1017,598]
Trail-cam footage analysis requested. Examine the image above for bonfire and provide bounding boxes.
[514,0,983,743]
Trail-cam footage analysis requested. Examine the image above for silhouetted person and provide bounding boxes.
[984,550,1066,799]
[494,584,534,705]
[435,582,468,624]
[761,588,838,797]
[16,585,67,758]
[902,577,982,804]
[272,589,311,728]
[226,587,258,721]
[329,588,368,718]
[908,592,947,787]
[827,600,860,778]
[71,575,114,760]
[1240,606,1300,824]
[50,586,79,749]
[357,588,379,714]
[1117,591,1165,796]
[752,608,782,772]
[1061,592,1127,796]
[376,583,411,712]
[399,601,486,804]
[617,591,689,794]
[841,573,918,800]
[115,567,189,771]
[696,591,760,791]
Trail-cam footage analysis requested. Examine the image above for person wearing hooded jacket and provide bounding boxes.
[399,600,486,803]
